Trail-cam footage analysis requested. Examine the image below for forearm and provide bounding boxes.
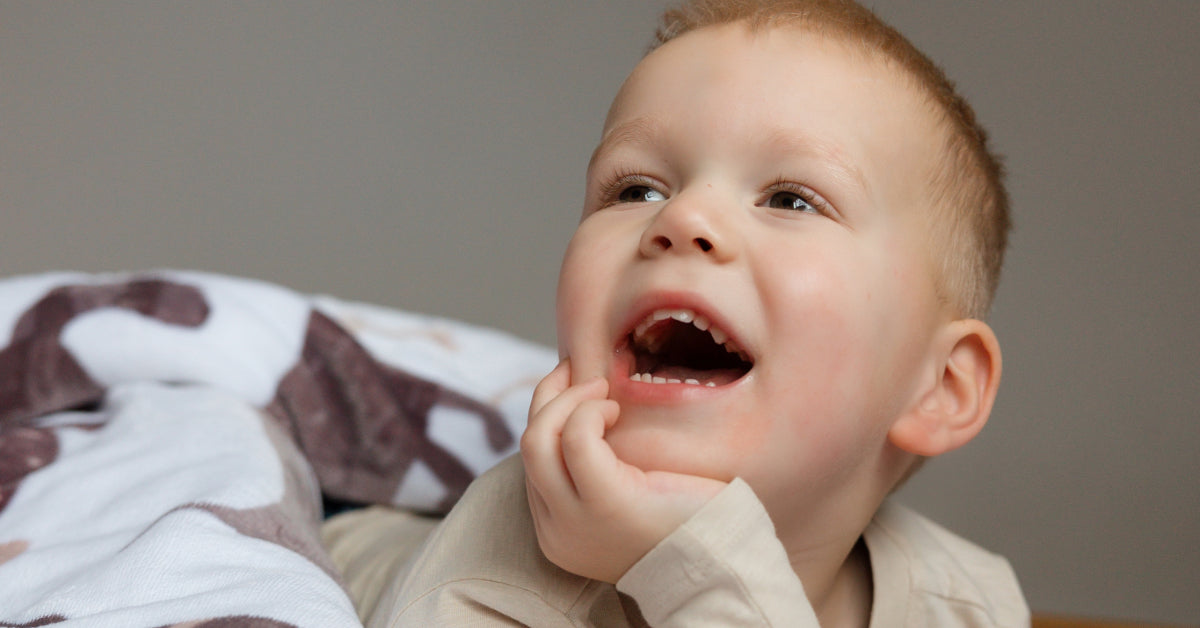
[617,478,819,628]
[381,580,580,628]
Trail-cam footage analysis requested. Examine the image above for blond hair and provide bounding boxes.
[653,0,1009,319]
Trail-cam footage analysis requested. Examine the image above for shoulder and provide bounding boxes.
[865,501,1030,628]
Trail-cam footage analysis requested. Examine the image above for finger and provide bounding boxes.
[528,359,572,421]
[524,376,608,438]
[560,398,624,502]
[523,379,607,489]
[522,377,609,502]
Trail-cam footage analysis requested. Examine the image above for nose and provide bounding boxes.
[637,194,737,263]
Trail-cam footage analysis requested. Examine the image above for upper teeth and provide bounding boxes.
[632,308,747,360]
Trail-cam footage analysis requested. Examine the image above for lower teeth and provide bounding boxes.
[630,373,715,387]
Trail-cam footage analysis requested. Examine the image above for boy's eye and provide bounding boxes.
[760,182,832,217]
[618,185,666,204]
[765,190,818,213]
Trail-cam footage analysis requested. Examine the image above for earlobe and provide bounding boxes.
[889,319,1002,457]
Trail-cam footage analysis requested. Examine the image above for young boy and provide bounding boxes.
[327,0,1028,625]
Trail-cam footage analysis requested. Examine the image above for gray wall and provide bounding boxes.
[2,1,1196,624]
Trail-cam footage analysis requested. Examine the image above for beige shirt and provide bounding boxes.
[325,455,1029,627]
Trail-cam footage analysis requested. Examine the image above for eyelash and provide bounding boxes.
[594,171,834,217]
[760,178,833,216]
[596,169,665,208]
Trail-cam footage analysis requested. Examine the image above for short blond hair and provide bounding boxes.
[653,0,1009,319]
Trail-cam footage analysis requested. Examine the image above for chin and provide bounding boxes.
[604,419,734,481]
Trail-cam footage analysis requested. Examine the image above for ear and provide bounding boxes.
[889,319,1002,457]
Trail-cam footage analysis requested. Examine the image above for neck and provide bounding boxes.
[820,538,874,627]
[786,529,874,628]
[777,449,913,627]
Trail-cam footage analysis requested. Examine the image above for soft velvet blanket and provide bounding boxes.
[0,271,555,627]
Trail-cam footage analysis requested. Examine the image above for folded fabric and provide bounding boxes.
[0,270,556,627]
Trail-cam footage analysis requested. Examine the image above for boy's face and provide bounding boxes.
[557,25,949,522]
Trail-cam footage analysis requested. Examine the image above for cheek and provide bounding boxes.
[762,253,877,374]
[555,244,593,352]
[556,222,605,317]
[757,250,906,433]
[555,223,624,379]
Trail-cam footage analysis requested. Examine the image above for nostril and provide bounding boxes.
[652,235,672,251]
[694,238,713,252]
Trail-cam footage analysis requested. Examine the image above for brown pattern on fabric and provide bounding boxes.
[0,426,57,512]
[4,616,298,628]
[0,616,66,627]
[0,540,29,566]
[0,279,210,516]
[267,311,513,513]
[182,410,344,586]
[101,408,345,594]
[161,618,297,628]
[0,279,210,424]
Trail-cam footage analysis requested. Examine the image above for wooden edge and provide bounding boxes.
[1032,614,1192,628]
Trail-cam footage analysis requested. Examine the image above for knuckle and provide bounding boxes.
[529,379,564,418]
[519,434,546,462]
[531,377,555,402]
[537,533,567,566]
[518,429,538,453]
[559,419,589,451]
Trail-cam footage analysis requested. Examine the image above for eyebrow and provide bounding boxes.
[763,128,871,195]
[587,117,663,172]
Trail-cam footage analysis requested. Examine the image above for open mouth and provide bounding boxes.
[623,308,753,387]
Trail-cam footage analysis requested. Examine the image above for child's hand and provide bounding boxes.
[520,360,727,584]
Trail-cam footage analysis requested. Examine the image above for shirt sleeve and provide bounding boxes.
[615,478,820,628]
[362,456,619,627]
[382,580,583,628]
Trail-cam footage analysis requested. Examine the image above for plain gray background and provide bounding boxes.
[2,1,1197,624]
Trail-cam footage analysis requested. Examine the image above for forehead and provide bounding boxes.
[596,23,944,207]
